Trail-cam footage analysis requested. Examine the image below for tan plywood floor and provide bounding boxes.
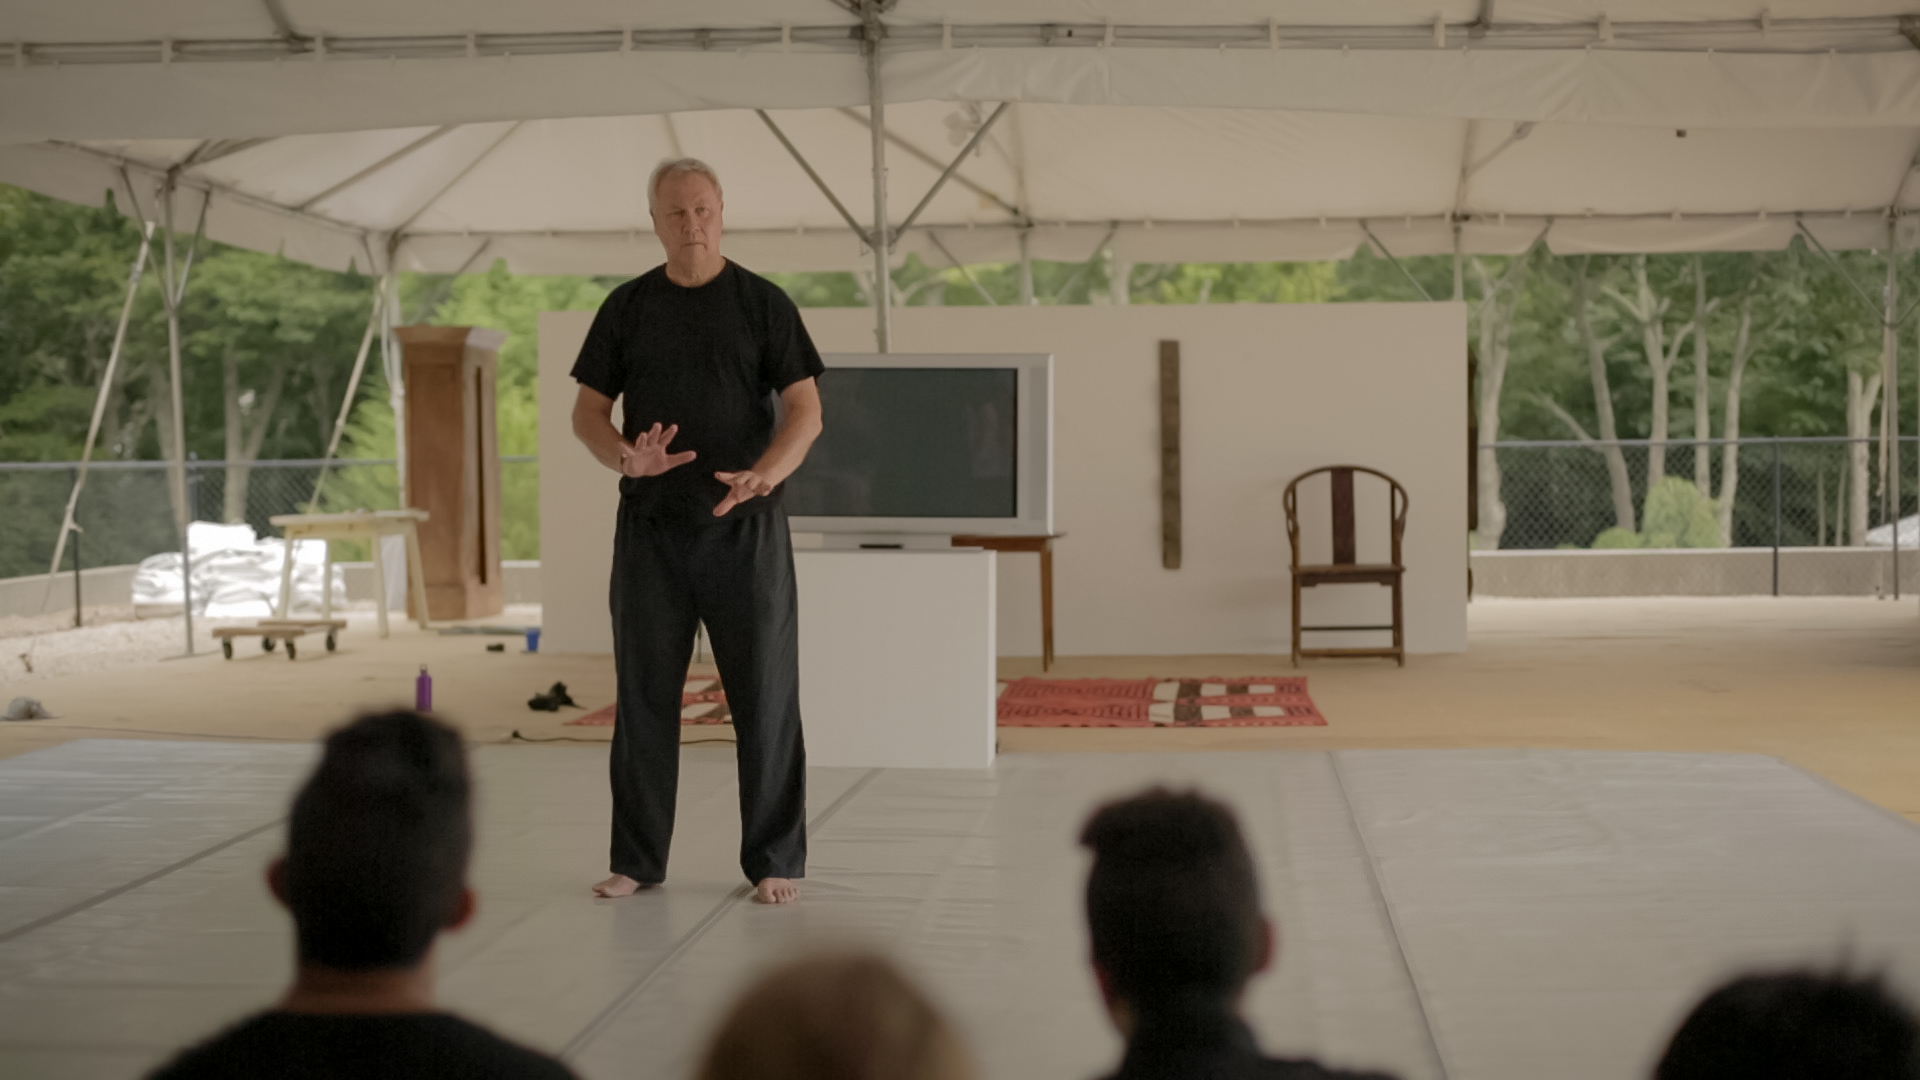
[3,597,1916,820]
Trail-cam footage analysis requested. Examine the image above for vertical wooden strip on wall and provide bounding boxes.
[1159,340,1182,570]
[1467,345,1479,533]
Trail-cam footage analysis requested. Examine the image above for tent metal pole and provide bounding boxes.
[39,221,155,613]
[1452,221,1465,301]
[754,110,867,238]
[1361,221,1436,302]
[894,101,1010,237]
[862,1,892,352]
[833,107,1027,223]
[1796,220,1883,318]
[1047,223,1119,304]
[1883,215,1901,598]
[1018,229,1035,306]
[928,231,996,305]
[406,237,490,324]
[160,175,196,655]
[383,238,408,508]
[311,275,387,508]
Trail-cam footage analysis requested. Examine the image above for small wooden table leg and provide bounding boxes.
[1039,541,1055,671]
[369,532,391,639]
[320,541,334,621]
[275,534,297,621]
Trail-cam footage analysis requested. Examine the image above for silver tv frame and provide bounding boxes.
[786,352,1054,538]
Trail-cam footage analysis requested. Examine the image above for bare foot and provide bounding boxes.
[754,878,799,905]
[592,874,648,898]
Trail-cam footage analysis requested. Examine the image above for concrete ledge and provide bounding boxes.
[0,564,138,618]
[1,560,542,620]
[336,560,541,606]
[1473,547,1920,598]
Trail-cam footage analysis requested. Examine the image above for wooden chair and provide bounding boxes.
[1283,465,1408,667]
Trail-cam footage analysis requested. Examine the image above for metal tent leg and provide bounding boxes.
[862,1,892,352]
[39,222,154,613]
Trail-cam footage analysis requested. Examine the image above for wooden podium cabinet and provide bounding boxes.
[399,326,505,622]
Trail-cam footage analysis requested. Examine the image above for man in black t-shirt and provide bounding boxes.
[149,711,575,1080]
[1079,789,1402,1080]
[570,157,825,906]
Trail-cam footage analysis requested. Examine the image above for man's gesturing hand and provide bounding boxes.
[713,470,774,517]
[619,423,697,479]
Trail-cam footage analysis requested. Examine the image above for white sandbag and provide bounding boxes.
[133,521,345,618]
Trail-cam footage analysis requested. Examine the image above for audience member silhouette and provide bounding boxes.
[150,710,575,1080]
[1080,787,1399,1080]
[696,950,970,1080]
[1654,969,1920,1080]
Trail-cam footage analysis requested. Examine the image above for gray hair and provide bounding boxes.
[648,157,724,212]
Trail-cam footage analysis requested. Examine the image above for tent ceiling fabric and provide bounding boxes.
[4,2,1920,273]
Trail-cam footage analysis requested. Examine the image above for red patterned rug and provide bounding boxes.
[996,677,1326,728]
[569,675,729,726]
[568,675,1325,729]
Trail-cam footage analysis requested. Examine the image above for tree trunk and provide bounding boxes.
[221,354,287,524]
[1715,296,1756,545]
[1637,257,1671,484]
[1848,369,1883,545]
[1470,253,1537,550]
[1473,268,1507,550]
[223,351,243,521]
[1573,257,1636,533]
[1608,255,1695,488]
[150,363,179,475]
[1692,255,1712,497]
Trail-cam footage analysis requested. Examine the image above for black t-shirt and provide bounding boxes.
[571,260,825,525]
[147,1010,577,1080]
[1104,1005,1401,1080]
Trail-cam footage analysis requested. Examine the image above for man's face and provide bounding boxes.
[650,171,724,261]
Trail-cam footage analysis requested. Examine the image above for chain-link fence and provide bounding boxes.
[1479,437,1920,596]
[1485,437,1918,550]
[0,457,539,581]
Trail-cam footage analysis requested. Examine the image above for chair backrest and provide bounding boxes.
[1282,465,1409,569]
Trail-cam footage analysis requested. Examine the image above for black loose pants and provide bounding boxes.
[608,500,806,885]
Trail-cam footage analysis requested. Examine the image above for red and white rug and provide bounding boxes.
[569,675,729,726]
[568,675,1325,729]
[996,676,1326,728]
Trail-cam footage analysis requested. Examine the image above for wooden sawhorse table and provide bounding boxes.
[951,533,1063,670]
[270,509,432,638]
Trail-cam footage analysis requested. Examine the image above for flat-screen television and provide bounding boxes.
[784,353,1053,537]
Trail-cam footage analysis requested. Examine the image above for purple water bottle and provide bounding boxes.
[416,665,432,712]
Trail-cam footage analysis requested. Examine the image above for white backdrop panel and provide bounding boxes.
[540,303,1467,659]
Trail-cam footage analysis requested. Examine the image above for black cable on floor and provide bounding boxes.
[507,729,735,746]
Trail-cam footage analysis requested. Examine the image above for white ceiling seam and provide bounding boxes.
[5,16,1920,67]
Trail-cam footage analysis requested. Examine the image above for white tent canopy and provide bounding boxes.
[7,2,1920,275]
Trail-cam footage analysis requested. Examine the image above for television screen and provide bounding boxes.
[784,368,1018,518]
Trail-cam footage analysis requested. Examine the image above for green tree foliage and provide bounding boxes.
[0,185,377,577]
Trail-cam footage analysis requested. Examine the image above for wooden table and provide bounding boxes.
[950,534,1063,670]
[270,509,431,638]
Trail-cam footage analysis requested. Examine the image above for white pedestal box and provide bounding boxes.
[794,548,997,769]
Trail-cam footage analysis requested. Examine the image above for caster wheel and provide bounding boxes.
[263,638,276,653]
[285,641,297,661]
[221,640,233,659]
[325,633,336,652]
